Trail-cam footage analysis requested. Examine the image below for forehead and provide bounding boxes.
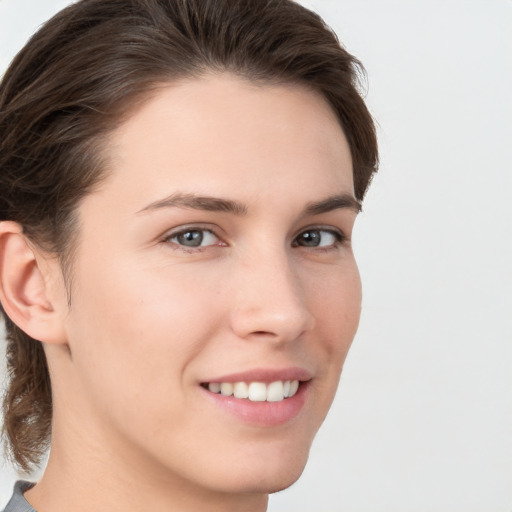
[91,73,353,214]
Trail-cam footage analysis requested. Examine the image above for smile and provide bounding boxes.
[200,370,311,426]
[205,380,300,402]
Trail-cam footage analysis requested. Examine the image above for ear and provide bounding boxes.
[0,221,67,345]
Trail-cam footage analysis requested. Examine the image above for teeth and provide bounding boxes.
[266,381,284,402]
[220,382,233,396]
[233,382,249,399]
[283,380,291,398]
[248,382,267,401]
[209,382,221,393]
[207,380,300,402]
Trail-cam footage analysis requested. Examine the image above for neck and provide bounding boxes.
[25,400,268,512]
[26,443,268,512]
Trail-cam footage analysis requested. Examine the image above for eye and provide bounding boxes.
[293,228,343,248]
[166,228,221,248]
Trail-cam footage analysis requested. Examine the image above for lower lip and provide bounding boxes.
[201,381,309,427]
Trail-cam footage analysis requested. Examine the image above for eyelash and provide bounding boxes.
[162,226,347,252]
[292,227,346,250]
[162,225,225,253]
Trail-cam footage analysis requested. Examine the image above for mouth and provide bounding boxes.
[201,380,300,402]
[199,368,312,426]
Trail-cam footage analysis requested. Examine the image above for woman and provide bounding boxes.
[0,1,378,511]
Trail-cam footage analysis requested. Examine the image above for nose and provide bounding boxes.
[229,250,315,343]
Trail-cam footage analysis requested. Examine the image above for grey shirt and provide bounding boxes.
[2,482,36,512]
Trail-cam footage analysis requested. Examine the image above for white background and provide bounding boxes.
[1,1,511,511]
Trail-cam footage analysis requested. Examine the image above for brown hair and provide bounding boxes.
[0,0,378,472]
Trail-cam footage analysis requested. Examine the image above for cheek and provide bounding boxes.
[293,261,361,436]
[310,260,361,396]
[62,259,232,454]
[64,257,226,401]
[310,260,362,352]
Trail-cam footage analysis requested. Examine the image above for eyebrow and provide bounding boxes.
[138,192,248,215]
[137,192,361,216]
[304,194,362,215]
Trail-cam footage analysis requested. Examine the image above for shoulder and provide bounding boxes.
[2,482,36,512]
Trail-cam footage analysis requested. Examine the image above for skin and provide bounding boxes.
[4,73,361,512]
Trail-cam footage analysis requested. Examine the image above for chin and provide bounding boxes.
[254,465,307,495]
[210,441,311,495]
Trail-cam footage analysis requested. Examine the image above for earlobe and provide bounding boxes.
[0,221,67,345]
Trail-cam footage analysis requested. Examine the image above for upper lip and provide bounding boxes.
[201,367,313,384]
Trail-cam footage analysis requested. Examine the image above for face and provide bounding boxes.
[54,74,361,496]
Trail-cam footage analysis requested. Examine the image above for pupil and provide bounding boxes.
[179,230,203,247]
[300,230,320,246]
